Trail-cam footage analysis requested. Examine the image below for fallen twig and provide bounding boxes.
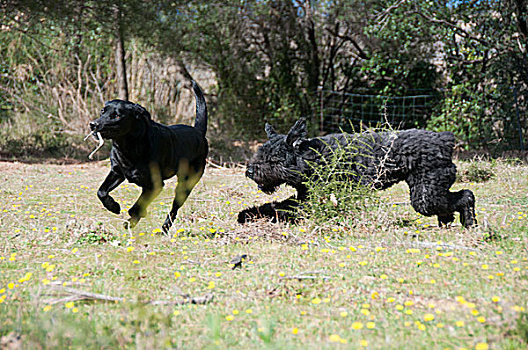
[280,275,332,281]
[45,286,214,305]
[408,241,478,251]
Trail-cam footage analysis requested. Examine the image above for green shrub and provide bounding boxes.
[456,161,495,183]
[299,138,378,228]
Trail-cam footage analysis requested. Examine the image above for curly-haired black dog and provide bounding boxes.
[238,119,476,228]
[89,80,208,234]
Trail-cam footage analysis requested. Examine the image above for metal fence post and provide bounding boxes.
[513,86,525,151]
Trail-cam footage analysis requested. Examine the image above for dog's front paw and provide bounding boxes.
[125,216,140,229]
[161,217,173,235]
[237,208,257,224]
[102,198,121,215]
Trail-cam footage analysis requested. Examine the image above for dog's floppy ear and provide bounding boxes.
[132,104,151,121]
[265,123,277,139]
[286,118,307,146]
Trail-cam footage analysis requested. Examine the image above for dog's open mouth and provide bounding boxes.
[84,131,105,160]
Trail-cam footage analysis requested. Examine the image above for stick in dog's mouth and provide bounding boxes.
[84,131,104,160]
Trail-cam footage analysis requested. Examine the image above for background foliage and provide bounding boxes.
[1,0,526,159]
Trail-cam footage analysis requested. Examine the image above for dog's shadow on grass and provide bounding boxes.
[237,196,300,224]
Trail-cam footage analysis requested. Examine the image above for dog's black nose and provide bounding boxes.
[89,121,98,131]
[246,167,254,179]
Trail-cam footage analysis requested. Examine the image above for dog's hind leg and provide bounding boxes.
[162,166,205,234]
[407,172,457,227]
[407,178,476,229]
[438,213,455,227]
[97,169,125,214]
[449,189,476,228]
[127,183,163,229]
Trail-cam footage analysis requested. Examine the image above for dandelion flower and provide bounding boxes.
[351,322,364,330]
[424,313,435,322]
[311,297,322,305]
[361,309,370,316]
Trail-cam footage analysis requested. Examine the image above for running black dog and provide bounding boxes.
[89,81,208,234]
[240,119,476,228]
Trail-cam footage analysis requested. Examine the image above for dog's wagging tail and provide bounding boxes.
[89,80,208,234]
[240,118,476,228]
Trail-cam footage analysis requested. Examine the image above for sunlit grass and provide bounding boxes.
[0,159,527,349]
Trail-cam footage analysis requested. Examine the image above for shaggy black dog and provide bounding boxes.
[89,80,208,234]
[238,118,476,228]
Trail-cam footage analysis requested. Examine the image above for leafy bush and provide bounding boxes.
[0,127,69,159]
[456,161,495,183]
[299,138,378,228]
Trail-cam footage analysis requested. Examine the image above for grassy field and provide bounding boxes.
[0,159,527,349]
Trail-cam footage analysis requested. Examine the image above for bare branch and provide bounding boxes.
[44,286,214,306]
[374,0,408,23]
[412,11,490,46]
[325,27,369,60]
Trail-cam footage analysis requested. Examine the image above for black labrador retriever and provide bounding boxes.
[89,80,208,234]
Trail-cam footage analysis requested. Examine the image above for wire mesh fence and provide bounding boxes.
[310,87,525,152]
[316,89,441,133]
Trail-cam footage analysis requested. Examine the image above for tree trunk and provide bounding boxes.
[114,7,128,101]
